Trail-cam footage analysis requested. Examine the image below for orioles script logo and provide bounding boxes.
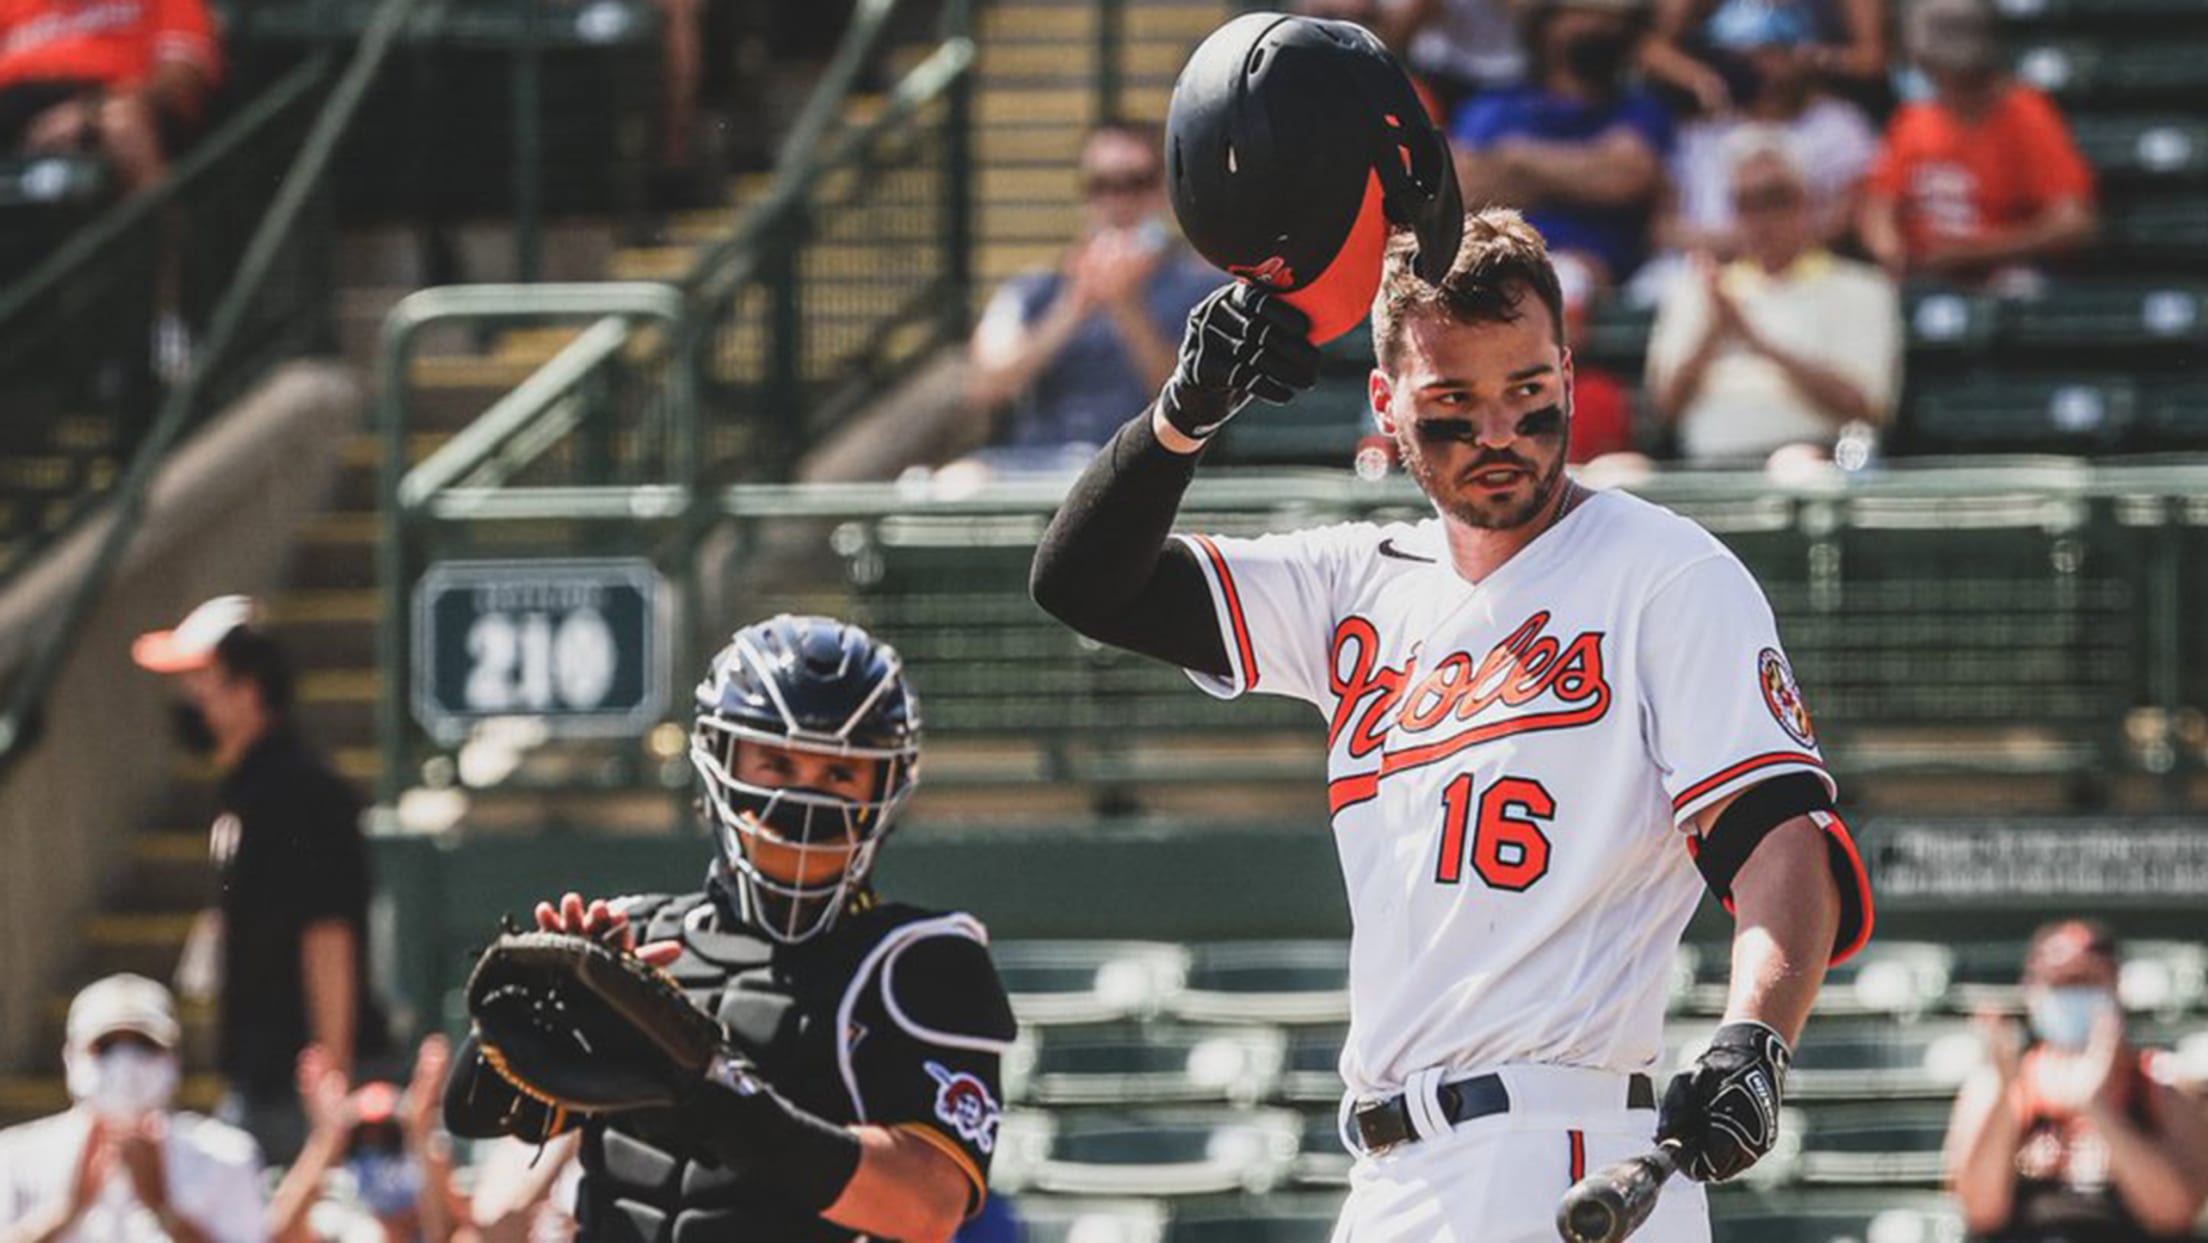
[1326,610,1610,813]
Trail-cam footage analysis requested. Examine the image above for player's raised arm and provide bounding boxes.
[1028,283,1317,673]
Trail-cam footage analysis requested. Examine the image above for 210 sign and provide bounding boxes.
[413,559,666,740]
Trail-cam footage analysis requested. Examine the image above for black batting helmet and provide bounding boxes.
[1165,13,1463,343]
[691,614,920,943]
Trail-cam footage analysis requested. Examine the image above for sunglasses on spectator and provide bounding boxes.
[1734,183,1805,214]
[1083,169,1161,197]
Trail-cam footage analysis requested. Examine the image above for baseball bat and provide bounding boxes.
[1554,1142,1680,1243]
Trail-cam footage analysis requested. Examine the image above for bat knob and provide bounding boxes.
[1561,1198,1621,1243]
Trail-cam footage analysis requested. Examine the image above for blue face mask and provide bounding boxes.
[348,1150,422,1219]
[2029,986,2115,1051]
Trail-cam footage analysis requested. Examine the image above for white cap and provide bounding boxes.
[132,595,257,674]
[66,974,181,1049]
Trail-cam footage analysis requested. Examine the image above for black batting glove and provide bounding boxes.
[1656,1020,1791,1182]
[1156,282,1321,442]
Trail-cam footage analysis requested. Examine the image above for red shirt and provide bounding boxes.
[0,0,220,94]
[1866,84,2093,259]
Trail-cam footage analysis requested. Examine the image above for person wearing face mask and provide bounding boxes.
[0,974,264,1243]
[1944,920,2208,1241]
[1450,0,1676,292]
[132,595,390,1168]
[268,1038,464,1243]
[961,121,1222,475]
[442,615,1015,1243]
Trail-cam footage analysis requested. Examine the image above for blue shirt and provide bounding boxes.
[984,249,1219,459]
[1451,86,1676,280]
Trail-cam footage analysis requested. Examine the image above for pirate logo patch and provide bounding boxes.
[924,1061,1000,1154]
[1759,648,1816,749]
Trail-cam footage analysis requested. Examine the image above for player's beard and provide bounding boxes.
[1400,404,1571,532]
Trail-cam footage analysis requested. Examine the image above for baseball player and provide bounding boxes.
[441,615,1016,1243]
[1029,27,1871,1238]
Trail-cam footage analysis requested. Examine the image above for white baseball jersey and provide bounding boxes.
[1176,488,1864,1100]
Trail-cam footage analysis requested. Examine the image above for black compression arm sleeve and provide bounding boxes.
[1030,409,1231,676]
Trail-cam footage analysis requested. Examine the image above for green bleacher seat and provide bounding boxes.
[1578,302,1656,369]
[2117,940,2208,1017]
[1710,1196,1963,1243]
[1291,1111,1351,1188]
[2105,192,2208,261]
[1995,0,2208,22]
[1170,942,1351,1026]
[993,941,1190,1026]
[1792,1102,1952,1186]
[998,1109,1303,1198]
[2069,115,2208,180]
[1209,375,1370,468]
[1015,1198,1168,1243]
[2006,282,2208,351]
[1280,1027,1348,1104]
[1903,286,2001,353]
[1012,1025,1286,1106]
[1903,372,2138,452]
[1168,1206,1342,1243]
[2015,37,2208,101]
[2143,379,2208,447]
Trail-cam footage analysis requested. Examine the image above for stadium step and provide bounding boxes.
[0,1073,223,1129]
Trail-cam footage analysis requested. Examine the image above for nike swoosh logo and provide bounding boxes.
[1377,538,1436,563]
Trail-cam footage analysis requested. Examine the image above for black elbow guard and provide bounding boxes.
[1690,772,1873,963]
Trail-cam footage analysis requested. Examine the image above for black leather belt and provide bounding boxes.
[1351,1071,1656,1155]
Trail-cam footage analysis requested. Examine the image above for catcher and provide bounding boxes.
[441,614,1016,1243]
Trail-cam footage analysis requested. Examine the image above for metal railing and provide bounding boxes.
[378,460,2208,810]
[0,0,427,774]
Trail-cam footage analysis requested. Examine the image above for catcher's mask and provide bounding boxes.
[1166,12,1462,343]
[691,615,919,944]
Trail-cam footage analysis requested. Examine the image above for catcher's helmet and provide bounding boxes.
[691,615,920,943]
[1165,13,1463,343]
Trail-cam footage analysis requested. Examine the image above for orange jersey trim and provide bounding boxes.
[1671,751,1824,813]
[891,1121,989,1216]
[1188,533,1259,690]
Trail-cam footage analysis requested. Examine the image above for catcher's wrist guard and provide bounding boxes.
[692,1052,862,1213]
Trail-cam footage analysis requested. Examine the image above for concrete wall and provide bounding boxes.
[0,361,361,1068]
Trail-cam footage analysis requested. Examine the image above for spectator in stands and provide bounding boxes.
[0,974,265,1243]
[1310,0,1523,120]
[1450,0,1675,292]
[1945,920,2208,1239]
[134,595,389,1168]
[269,1038,466,1243]
[1654,0,1876,261]
[0,0,221,191]
[1643,0,1886,115]
[964,121,1217,473]
[1645,127,1899,463]
[1860,0,2096,291]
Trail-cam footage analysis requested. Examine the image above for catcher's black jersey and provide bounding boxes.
[456,887,1015,1243]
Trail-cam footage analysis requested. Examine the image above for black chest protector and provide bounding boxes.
[571,889,1008,1243]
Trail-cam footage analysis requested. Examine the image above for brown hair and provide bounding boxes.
[1371,208,1566,369]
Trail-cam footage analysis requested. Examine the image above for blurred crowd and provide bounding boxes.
[963,0,2097,476]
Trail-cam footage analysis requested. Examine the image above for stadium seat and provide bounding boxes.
[1827,942,1957,1020]
[1291,1110,1352,1188]
[2105,192,2208,262]
[998,1109,1303,1198]
[1167,1204,1343,1243]
[1013,1198,1169,1243]
[992,941,1190,1026]
[1171,942,1352,1025]
[1209,375,1371,468]
[1710,1195,1965,1243]
[2069,115,2208,180]
[1902,371,2139,452]
[1792,1102,1952,1187]
[2004,282,2208,352]
[1280,1027,1347,1104]
[2117,940,2208,1017]
[1903,286,2002,354]
[1010,1024,1286,1106]
[2014,37,2208,102]
[2143,379,2208,448]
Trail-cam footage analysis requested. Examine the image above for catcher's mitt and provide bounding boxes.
[465,929,725,1114]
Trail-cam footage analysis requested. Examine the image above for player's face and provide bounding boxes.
[730,742,878,885]
[1371,306,1573,532]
